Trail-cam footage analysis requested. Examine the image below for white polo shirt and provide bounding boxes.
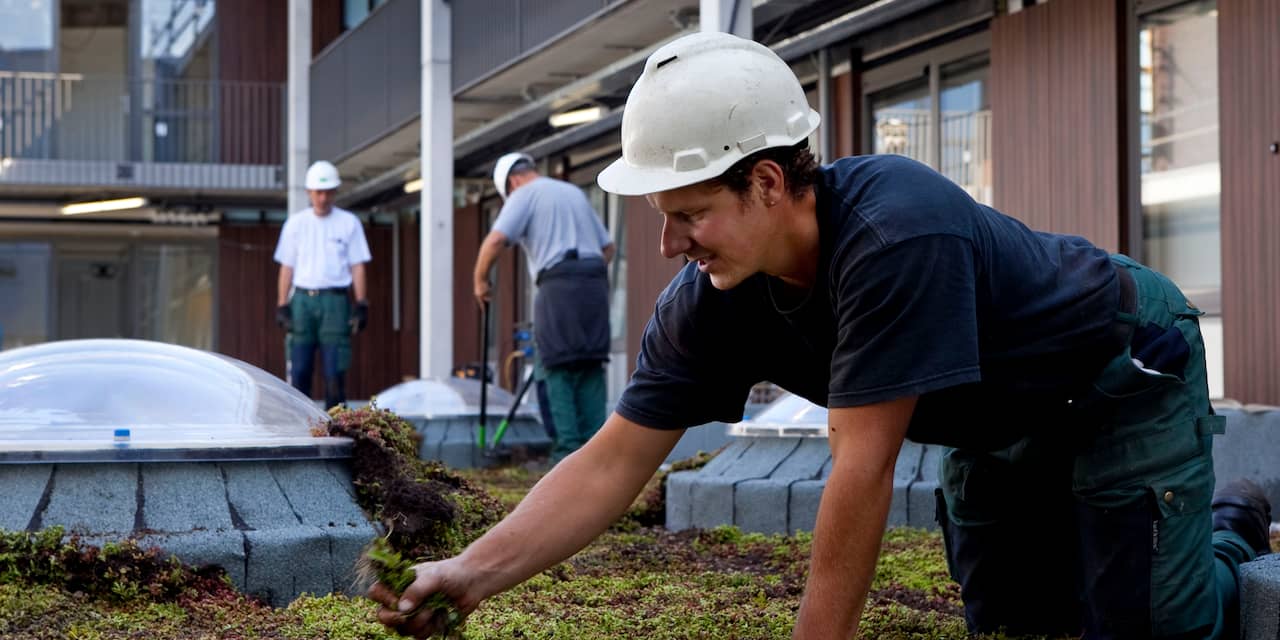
[273,207,372,289]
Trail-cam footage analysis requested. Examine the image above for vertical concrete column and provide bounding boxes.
[817,47,832,163]
[420,0,453,378]
[700,0,751,37]
[286,0,311,215]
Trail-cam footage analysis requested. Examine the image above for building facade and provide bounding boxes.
[302,0,1278,406]
[11,0,1270,406]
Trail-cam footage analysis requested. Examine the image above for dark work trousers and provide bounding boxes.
[534,256,610,462]
[935,255,1256,639]
[287,289,352,409]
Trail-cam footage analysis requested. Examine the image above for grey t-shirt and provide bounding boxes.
[492,176,611,278]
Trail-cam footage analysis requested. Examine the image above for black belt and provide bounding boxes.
[536,249,580,285]
[295,286,349,296]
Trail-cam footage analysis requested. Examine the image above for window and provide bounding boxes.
[344,0,389,31]
[1139,0,1219,307]
[863,36,992,204]
[0,0,55,71]
[1137,0,1221,395]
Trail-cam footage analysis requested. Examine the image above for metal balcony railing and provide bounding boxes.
[0,72,283,167]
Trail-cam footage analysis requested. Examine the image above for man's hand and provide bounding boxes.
[275,304,292,331]
[368,557,488,639]
[474,279,491,307]
[350,300,369,334]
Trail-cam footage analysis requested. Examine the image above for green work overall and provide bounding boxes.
[936,255,1257,639]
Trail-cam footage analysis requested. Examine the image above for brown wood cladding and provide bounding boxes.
[216,0,285,165]
[217,219,421,403]
[313,0,345,57]
[990,0,1123,252]
[1219,0,1280,404]
[624,196,683,376]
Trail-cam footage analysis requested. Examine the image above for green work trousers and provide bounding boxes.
[543,361,606,463]
[286,291,352,408]
[937,255,1257,639]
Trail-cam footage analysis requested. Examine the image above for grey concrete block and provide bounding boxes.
[667,421,734,464]
[244,528,333,606]
[788,480,826,534]
[664,471,698,531]
[734,479,791,535]
[269,461,368,528]
[0,464,51,531]
[142,463,233,532]
[689,476,738,530]
[439,439,479,469]
[327,522,379,594]
[717,438,799,480]
[907,445,944,530]
[138,529,247,591]
[222,462,302,530]
[41,464,137,535]
[888,443,924,528]
[1215,408,1280,513]
[323,460,360,502]
[1241,554,1280,640]
[769,438,831,481]
[698,439,752,477]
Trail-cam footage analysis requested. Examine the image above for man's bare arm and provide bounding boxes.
[351,262,367,301]
[277,265,293,306]
[373,413,685,637]
[792,396,916,640]
[473,230,509,305]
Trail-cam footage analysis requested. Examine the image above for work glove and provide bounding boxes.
[275,304,292,331]
[350,300,369,335]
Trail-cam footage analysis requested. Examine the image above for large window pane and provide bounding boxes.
[870,79,930,165]
[0,0,55,71]
[133,243,215,350]
[940,54,992,205]
[1139,1,1219,307]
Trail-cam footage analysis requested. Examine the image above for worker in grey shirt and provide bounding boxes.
[473,153,615,463]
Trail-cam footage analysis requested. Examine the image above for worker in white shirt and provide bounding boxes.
[273,160,372,409]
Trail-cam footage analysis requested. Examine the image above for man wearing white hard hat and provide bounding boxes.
[371,32,1270,640]
[473,152,615,463]
[273,160,372,409]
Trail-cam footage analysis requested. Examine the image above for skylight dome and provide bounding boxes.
[0,339,347,462]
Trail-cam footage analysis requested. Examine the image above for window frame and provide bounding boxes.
[859,32,991,166]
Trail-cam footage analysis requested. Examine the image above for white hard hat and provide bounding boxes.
[304,160,342,191]
[493,152,534,200]
[597,32,820,196]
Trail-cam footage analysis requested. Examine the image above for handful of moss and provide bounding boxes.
[361,536,464,638]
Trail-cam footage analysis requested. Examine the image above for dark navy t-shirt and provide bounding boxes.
[615,155,1124,450]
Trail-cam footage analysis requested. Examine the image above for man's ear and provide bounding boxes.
[751,159,786,205]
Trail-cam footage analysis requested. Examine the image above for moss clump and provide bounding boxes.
[0,526,234,604]
[355,536,463,638]
[319,404,505,561]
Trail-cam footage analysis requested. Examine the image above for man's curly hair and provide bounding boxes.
[708,140,820,202]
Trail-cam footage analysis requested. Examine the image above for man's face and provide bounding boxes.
[646,181,772,291]
[308,189,336,215]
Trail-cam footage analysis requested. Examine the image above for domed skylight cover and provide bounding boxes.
[0,339,347,462]
[727,391,828,438]
[376,377,538,419]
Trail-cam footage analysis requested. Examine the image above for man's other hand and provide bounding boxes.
[275,304,292,331]
[474,279,491,307]
[350,300,369,335]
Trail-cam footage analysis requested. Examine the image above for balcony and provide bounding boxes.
[0,72,283,196]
